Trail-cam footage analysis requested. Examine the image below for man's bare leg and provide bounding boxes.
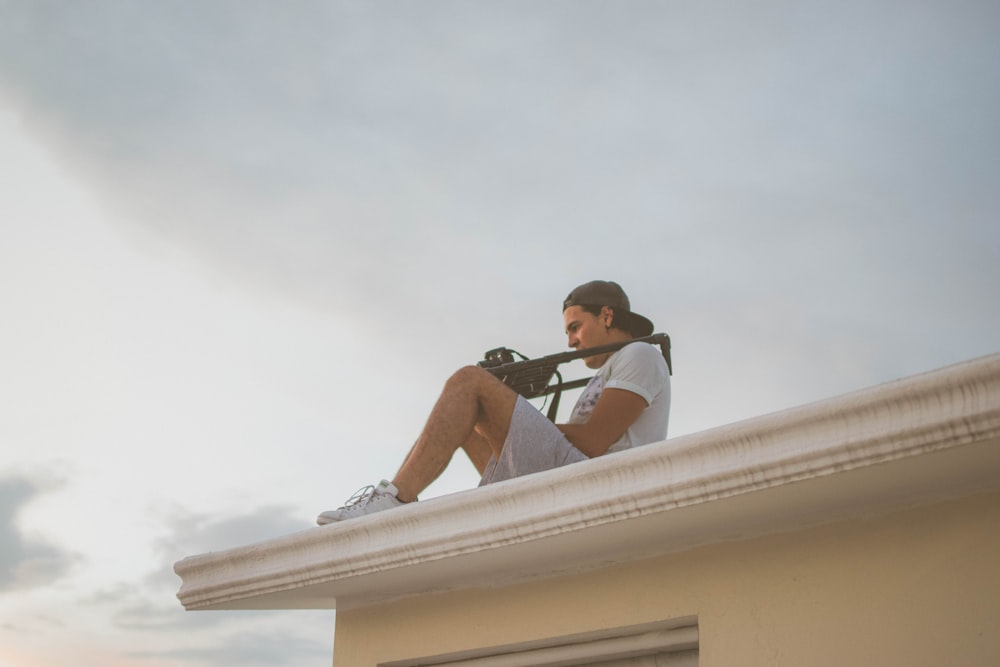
[395,412,499,485]
[392,366,517,502]
[461,430,493,476]
[396,431,491,479]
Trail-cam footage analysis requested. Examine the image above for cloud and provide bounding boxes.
[84,583,332,667]
[1,1,997,421]
[1,0,997,453]
[2,0,996,361]
[125,629,331,667]
[78,504,333,665]
[155,504,313,568]
[0,3,998,665]
[0,476,78,592]
[79,503,314,619]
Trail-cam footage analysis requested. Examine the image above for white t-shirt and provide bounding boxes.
[567,341,671,453]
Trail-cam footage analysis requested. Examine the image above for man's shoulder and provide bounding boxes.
[617,341,665,363]
[604,341,668,375]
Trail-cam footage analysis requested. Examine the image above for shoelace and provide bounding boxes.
[341,484,376,509]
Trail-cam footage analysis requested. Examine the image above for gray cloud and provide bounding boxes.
[4,2,995,296]
[1,0,998,414]
[94,585,332,666]
[81,504,333,665]
[0,476,78,592]
[72,504,314,619]
[126,629,331,667]
[150,504,312,592]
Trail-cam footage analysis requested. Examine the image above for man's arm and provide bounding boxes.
[557,387,647,458]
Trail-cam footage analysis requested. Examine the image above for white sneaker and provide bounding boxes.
[316,480,406,525]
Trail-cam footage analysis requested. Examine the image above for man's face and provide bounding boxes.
[563,305,613,368]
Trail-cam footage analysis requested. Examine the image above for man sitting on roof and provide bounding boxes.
[317,280,671,524]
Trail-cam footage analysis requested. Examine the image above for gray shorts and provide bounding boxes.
[479,396,588,486]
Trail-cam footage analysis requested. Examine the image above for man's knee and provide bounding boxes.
[448,366,515,448]
[444,366,514,418]
[446,365,496,392]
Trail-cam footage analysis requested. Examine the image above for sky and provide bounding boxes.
[1,1,998,665]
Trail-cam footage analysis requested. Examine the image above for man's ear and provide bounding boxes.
[601,305,615,328]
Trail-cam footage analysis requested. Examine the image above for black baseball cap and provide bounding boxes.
[562,280,655,338]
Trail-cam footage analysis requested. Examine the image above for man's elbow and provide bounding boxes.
[574,432,621,459]
[559,424,620,458]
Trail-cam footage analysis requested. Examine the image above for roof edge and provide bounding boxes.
[175,353,1000,610]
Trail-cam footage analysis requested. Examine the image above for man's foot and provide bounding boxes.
[316,480,407,525]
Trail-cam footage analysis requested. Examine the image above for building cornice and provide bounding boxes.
[175,353,1000,611]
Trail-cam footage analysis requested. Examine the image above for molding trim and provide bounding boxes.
[175,353,1000,611]
[381,618,699,667]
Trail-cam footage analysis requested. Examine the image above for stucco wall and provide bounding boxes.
[333,490,1000,666]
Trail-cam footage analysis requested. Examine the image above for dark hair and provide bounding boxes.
[579,304,630,336]
[563,280,654,338]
